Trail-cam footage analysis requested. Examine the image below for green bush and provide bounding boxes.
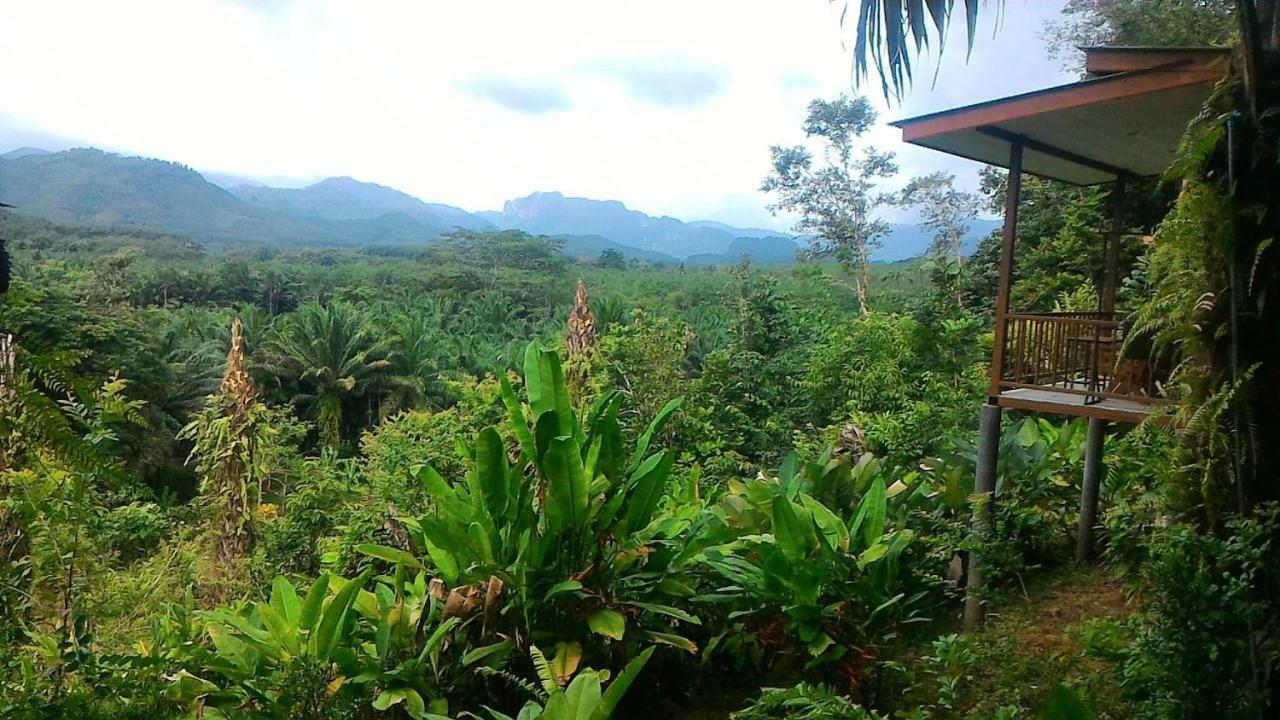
[1117,504,1279,719]
[99,501,171,565]
[730,683,886,719]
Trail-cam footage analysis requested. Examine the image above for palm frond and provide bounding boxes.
[845,0,999,101]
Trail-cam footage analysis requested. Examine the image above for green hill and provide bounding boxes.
[230,176,492,233]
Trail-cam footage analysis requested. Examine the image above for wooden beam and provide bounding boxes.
[1082,48,1229,77]
[988,140,1024,397]
[895,69,1221,142]
[1102,174,1128,313]
[976,126,1128,179]
[994,394,1151,425]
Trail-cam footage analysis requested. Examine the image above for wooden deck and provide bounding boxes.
[996,387,1163,424]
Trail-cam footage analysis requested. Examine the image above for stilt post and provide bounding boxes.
[1076,418,1107,562]
[964,403,1003,630]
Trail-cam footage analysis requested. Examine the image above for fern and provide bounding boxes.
[528,644,558,696]
[472,665,545,701]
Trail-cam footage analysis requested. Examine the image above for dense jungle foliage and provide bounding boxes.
[2,1,1278,718]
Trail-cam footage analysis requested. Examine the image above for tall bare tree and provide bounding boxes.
[899,171,982,264]
[763,95,897,314]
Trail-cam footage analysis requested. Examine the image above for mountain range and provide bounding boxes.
[0,147,999,264]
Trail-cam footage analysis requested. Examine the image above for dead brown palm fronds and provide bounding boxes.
[565,279,599,398]
[565,279,598,359]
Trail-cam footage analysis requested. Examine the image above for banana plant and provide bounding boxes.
[172,572,372,716]
[693,451,919,675]
[358,343,699,664]
[174,568,474,719]
[473,645,655,720]
[345,562,481,719]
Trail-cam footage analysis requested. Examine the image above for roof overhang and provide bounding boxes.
[890,47,1230,186]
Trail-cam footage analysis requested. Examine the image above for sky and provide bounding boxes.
[0,0,1075,230]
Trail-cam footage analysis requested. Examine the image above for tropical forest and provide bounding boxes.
[0,1,1276,719]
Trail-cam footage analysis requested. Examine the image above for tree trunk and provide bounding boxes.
[857,242,871,314]
[1228,0,1280,510]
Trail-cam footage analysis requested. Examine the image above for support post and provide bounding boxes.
[1076,418,1107,562]
[964,403,1003,631]
[988,140,1024,396]
[1102,174,1127,314]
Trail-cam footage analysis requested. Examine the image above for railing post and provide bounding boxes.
[965,403,1003,630]
[988,140,1024,397]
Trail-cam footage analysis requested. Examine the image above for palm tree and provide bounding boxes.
[261,302,393,453]
[379,305,449,413]
[845,0,990,101]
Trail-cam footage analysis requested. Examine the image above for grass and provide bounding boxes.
[894,566,1140,719]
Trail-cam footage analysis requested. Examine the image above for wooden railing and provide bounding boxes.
[995,311,1166,405]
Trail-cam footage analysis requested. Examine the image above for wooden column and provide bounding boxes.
[988,140,1025,396]
[1101,174,1127,314]
[964,403,1003,630]
[1077,418,1107,562]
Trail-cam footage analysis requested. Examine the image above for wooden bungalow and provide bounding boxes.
[890,46,1230,627]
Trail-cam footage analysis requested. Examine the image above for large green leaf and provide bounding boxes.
[500,374,538,462]
[355,544,423,570]
[627,397,682,472]
[475,427,510,519]
[800,493,850,553]
[591,647,654,720]
[313,570,370,660]
[255,603,297,655]
[563,670,603,719]
[523,343,551,417]
[623,601,701,625]
[643,630,698,653]
[462,639,515,667]
[586,609,626,641]
[544,579,585,601]
[421,535,460,586]
[779,452,799,496]
[586,392,625,482]
[851,477,887,547]
[413,464,473,522]
[771,495,817,563]
[270,576,301,627]
[621,451,673,534]
[543,436,590,533]
[298,574,330,632]
[373,687,427,718]
[524,344,573,437]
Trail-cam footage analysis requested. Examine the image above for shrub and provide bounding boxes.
[1117,504,1279,719]
[99,501,171,565]
[730,683,886,719]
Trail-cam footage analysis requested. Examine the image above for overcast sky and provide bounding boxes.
[0,0,1074,230]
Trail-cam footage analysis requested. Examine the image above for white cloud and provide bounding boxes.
[584,55,730,108]
[0,0,1072,229]
[461,75,573,114]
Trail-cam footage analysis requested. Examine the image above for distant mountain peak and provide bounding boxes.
[1,146,52,160]
[0,145,996,264]
[490,191,778,258]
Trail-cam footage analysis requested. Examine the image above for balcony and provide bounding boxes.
[992,311,1169,423]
